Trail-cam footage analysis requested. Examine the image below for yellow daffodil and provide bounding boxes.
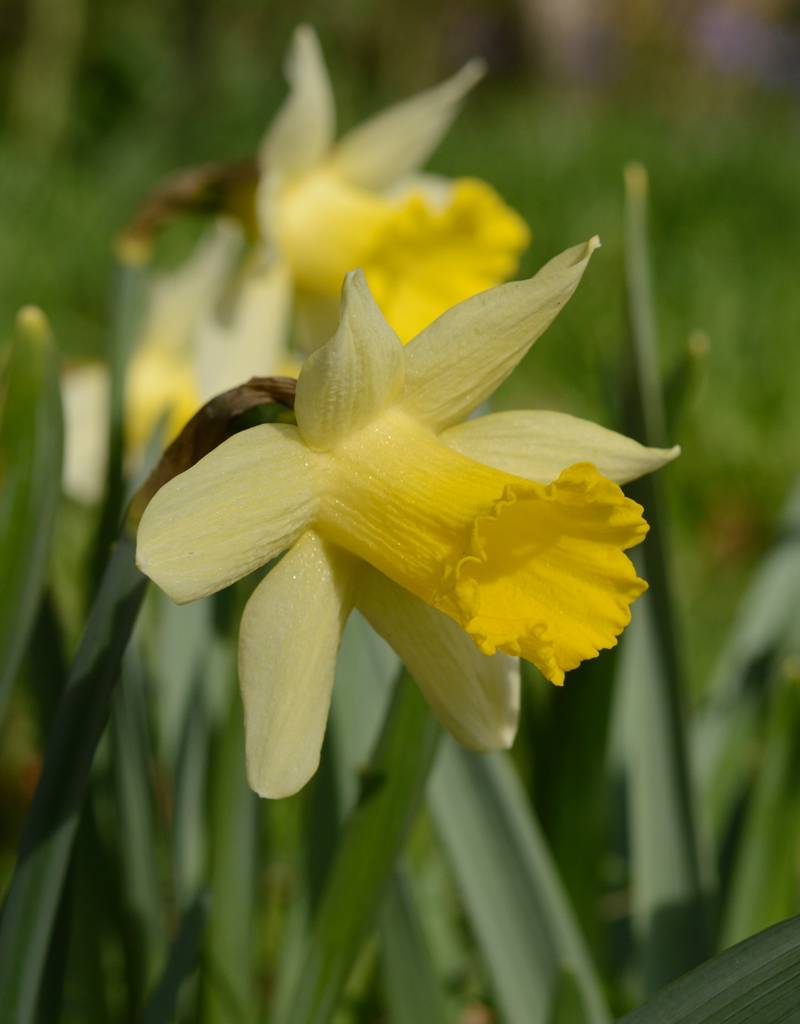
[136,239,679,799]
[61,26,529,503]
[256,25,530,347]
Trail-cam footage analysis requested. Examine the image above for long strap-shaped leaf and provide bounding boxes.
[615,163,709,991]
[142,895,208,1024]
[620,913,800,1023]
[692,477,800,846]
[0,308,62,720]
[429,743,611,1024]
[0,532,146,1024]
[276,675,440,1024]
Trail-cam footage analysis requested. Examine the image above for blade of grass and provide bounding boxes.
[174,673,210,910]
[202,683,259,1024]
[380,868,449,1024]
[276,674,441,1024]
[0,531,147,1024]
[719,661,800,948]
[0,307,62,720]
[619,913,800,1024]
[692,478,800,846]
[142,894,208,1024]
[110,648,166,1002]
[429,743,611,1024]
[617,162,709,991]
[92,253,149,584]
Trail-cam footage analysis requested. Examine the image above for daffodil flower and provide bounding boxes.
[136,239,679,799]
[256,25,530,347]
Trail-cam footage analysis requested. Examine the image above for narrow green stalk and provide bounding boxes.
[0,308,62,720]
[619,163,709,990]
[110,651,166,1002]
[202,687,259,1024]
[91,254,149,586]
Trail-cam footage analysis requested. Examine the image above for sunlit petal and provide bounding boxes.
[400,238,599,431]
[357,566,520,750]
[329,59,485,190]
[239,531,355,798]
[295,270,404,450]
[136,424,321,603]
[259,25,335,175]
[443,409,680,484]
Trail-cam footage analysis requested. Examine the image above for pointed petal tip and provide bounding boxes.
[458,56,487,86]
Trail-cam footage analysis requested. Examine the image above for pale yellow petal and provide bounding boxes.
[328,60,485,190]
[61,362,109,505]
[239,531,355,798]
[136,424,320,603]
[259,25,335,175]
[357,566,520,750]
[400,238,600,431]
[195,260,293,399]
[295,270,404,450]
[443,410,680,485]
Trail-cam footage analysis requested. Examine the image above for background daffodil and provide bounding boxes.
[60,25,529,504]
[136,239,679,799]
[255,24,530,348]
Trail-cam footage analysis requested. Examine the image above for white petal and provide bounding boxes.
[357,566,520,750]
[295,270,404,450]
[239,531,355,798]
[195,260,293,400]
[136,424,320,603]
[328,60,485,191]
[443,409,680,484]
[61,362,110,504]
[259,25,335,175]
[400,238,600,432]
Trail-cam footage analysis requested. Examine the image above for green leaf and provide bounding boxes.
[381,868,449,1024]
[620,914,800,1023]
[110,649,166,1001]
[91,256,149,583]
[276,675,440,1024]
[429,743,611,1024]
[0,532,147,1024]
[616,162,710,992]
[202,685,259,1024]
[720,666,800,948]
[0,307,62,719]
[693,478,800,846]
[142,895,208,1024]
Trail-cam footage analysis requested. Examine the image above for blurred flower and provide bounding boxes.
[61,24,528,504]
[60,220,291,503]
[136,240,679,798]
[256,25,530,348]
